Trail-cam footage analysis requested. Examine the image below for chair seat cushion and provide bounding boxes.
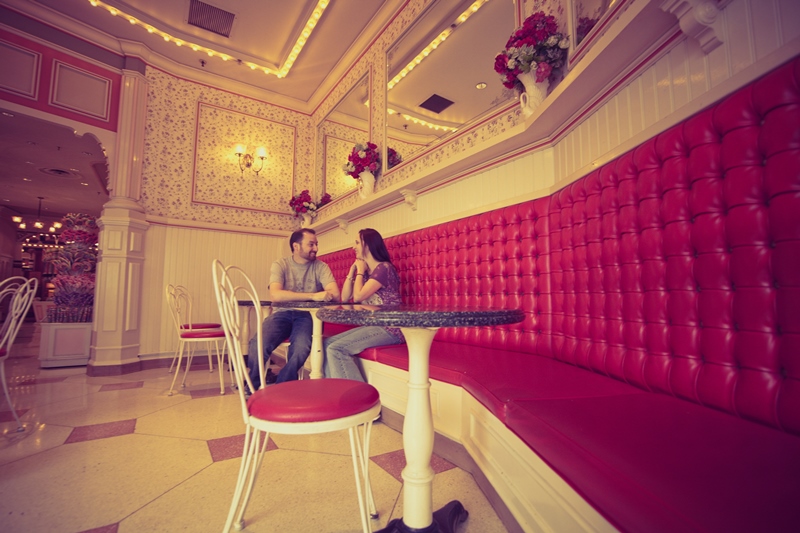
[504,393,800,533]
[180,330,226,339]
[181,322,221,330]
[248,379,380,423]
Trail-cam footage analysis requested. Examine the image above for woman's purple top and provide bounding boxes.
[362,262,403,339]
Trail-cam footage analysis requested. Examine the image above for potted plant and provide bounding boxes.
[343,142,381,198]
[493,11,569,117]
[289,190,331,227]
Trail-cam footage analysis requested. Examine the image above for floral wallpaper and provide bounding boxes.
[323,135,361,199]
[141,68,314,231]
[194,102,295,213]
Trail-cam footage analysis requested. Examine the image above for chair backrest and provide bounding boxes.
[212,260,265,422]
[0,277,38,358]
[165,284,194,333]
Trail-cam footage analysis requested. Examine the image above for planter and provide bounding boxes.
[39,322,92,368]
[517,70,549,118]
[358,171,375,199]
[301,212,314,228]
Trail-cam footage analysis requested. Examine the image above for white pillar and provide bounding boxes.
[88,65,150,374]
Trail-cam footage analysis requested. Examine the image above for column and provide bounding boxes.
[88,59,149,375]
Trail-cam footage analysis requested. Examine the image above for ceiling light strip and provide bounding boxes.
[387,0,489,91]
[86,0,330,78]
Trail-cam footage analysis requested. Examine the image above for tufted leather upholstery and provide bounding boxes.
[322,57,800,437]
[319,58,800,532]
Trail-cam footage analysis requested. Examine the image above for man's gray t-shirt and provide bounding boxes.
[270,257,335,306]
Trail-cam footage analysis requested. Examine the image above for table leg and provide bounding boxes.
[308,310,324,379]
[240,307,252,356]
[372,327,467,533]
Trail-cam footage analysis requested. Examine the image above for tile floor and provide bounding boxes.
[0,322,507,533]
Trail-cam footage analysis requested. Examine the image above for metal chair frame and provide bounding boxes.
[0,277,38,432]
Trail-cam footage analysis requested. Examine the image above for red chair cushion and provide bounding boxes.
[180,330,226,339]
[247,379,380,423]
[181,322,221,329]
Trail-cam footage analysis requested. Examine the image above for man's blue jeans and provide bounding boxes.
[247,310,312,389]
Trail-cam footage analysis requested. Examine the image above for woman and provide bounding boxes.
[323,228,404,382]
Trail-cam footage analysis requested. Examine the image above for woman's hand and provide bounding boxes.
[355,259,368,275]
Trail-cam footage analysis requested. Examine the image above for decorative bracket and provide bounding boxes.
[335,218,349,234]
[400,189,418,211]
[660,0,729,54]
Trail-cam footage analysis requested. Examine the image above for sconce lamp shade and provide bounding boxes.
[234,144,267,176]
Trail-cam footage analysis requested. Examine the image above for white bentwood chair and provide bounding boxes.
[0,277,38,432]
[165,284,228,395]
[212,260,380,533]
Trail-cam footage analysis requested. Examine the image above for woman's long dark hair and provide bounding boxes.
[360,228,391,263]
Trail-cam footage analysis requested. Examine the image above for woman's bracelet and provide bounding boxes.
[355,273,364,277]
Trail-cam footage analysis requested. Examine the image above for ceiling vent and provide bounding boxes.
[418,94,454,114]
[188,0,235,38]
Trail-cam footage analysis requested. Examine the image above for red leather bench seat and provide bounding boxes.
[365,342,641,419]
[317,57,800,532]
[505,394,800,532]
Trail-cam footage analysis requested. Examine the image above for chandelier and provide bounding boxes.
[10,197,62,233]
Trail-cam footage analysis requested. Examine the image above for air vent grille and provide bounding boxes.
[188,0,235,38]
[419,94,454,114]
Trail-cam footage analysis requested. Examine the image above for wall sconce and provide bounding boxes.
[234,144,267,176]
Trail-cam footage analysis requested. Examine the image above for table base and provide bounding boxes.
[375,501,468,533]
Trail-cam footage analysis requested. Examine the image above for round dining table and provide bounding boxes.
[317,304,525,533]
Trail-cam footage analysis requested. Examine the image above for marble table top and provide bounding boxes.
[317,304,525,328]
[271,300,337,309]
[237,300,272,307]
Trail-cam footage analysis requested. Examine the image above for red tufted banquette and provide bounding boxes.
[319,57,800,532]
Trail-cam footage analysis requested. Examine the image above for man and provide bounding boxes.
[247,228,340,389]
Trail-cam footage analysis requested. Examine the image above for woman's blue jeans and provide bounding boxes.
[247,310,312,388]
[323,326,404,382]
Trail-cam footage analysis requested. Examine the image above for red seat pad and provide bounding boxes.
[180,330,226,339]
[247,378,380,423]
[365,342,641,419]
[181,323,221,329]
[505,393,800,533]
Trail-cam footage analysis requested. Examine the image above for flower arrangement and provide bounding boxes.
[343,142,381,179]
[289,190,331,218]
[387,147,402,170]
[493,11,570,91]
[576,16,598,44]
[48,213,98,323]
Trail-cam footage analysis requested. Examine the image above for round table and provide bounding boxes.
[317,304,525,533]
[236,300,271,357]
[271,300,336,379]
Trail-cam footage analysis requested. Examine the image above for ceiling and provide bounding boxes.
[0,0,515,222]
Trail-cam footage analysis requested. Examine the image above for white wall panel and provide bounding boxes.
[552,0,797,183]
[139,224,285,357]
[318,148,556,254]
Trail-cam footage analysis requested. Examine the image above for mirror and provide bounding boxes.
[317,74,370,200]
[573,0,616,46]
[385,0,516,163]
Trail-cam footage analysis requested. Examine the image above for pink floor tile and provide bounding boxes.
[190,387,226,399]
[207,433,278,462]
[65,419,137,444]
[99,381,144,392]
[371,450,456,483]
[0,409,28,422]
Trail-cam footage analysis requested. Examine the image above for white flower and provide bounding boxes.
[547,35,559,47]
[558,38,570,49]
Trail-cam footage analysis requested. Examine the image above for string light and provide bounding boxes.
[85,0,331,78]
[388,0,489,91]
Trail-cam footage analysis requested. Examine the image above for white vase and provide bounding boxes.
[301,212,313,228]
[517,70,549,118]
[358,170,375,199]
